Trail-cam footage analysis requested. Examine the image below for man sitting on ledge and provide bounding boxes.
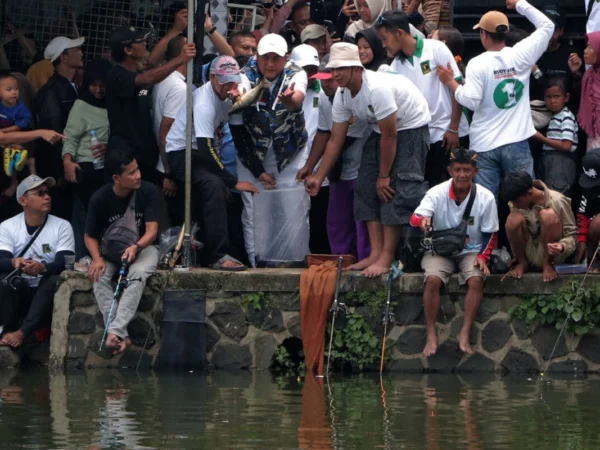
[85,151,160,354]
[411,148,498,357]
[0,175,75,348]
[502,171,577,282]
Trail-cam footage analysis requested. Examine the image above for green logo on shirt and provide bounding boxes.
[313,97,319,108]
[42,244,51,254]
[493,79,524,109]
[420,60,431,75]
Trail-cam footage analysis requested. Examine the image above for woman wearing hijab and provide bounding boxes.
[355,28,390,70]
[579,31,600,151]
[62,58,112,257]
[339,0,423,42]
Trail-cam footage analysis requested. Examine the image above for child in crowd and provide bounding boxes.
[0,72,32,198]
[532,77,578,197]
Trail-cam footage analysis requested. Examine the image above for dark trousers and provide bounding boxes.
[0,274,59,336]
[309,186,331,254]
[191,169,231,266]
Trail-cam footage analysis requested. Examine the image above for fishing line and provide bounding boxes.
[541,242,600,376]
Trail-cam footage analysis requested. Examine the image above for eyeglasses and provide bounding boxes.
[26,189,50,198]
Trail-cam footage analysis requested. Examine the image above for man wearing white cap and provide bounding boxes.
[437,0,554,198]
[230,33,310,266]
[305,42,431,277]
[36,36,85,220]
[166,56,258,271]
[0,175,75,348]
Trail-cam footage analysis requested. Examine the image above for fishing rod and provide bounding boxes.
[541,242,600,375]
[100,261,131,350]
[1,267,22,289]
[380,262,402,374]
[326,257,347,375]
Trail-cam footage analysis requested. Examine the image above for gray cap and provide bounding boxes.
[16,175,56,200]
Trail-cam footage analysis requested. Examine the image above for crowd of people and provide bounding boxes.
[0,0,598,358]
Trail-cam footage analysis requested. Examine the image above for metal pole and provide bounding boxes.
[183,0,207,269]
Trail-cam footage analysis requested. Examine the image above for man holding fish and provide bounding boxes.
[229,33,311,267]
[165,56,258,271]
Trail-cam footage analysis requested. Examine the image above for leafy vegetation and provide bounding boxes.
[344,290,391,310]
[241,292,266,311]
[509,281,600,336]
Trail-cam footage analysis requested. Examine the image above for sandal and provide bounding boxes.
[210,255,247,272]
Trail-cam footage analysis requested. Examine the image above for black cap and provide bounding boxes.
[449,147,478,166]
[109,26,152,52]
[580,148,600,190]
[542,5,566,29]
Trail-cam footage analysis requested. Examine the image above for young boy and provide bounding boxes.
[0,72,32,197]
[532,77,578,196]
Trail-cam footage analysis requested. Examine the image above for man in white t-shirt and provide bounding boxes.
[376,10,467,187]
[298,56,371,260]
[437,0,554,198]
[411,149,498,357]
[305,43,431,277]
[165,56,258,270]
[152,35,187,200]
[0,175,75,348]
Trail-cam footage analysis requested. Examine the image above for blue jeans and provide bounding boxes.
[475,140,534,198]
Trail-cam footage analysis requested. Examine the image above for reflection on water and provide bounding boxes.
[0,369,597,449]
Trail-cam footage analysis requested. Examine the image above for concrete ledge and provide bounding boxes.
[41,269,600,373]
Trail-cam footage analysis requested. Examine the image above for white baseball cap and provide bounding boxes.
[257,33,288,57]
[44,36,85,62]
[16,175,56,200]
[290,44,319,68]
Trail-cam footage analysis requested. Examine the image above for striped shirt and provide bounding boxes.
[543,107,578,152]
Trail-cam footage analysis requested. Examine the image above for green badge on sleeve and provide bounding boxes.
[420,60,431,75]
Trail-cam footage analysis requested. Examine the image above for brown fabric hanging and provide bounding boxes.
[297,375,332,449]
[300,261,339,376]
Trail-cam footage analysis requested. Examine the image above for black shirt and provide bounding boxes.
[106,65,158,169]
[36,73,78,178]
[85,181,160,242]
[531,42,582,111]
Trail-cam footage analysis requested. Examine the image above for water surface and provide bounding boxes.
[0,369,596,449]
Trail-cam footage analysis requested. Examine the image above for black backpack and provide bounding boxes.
[100,191,139,264]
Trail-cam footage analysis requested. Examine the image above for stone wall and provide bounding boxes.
[42,270,600,373]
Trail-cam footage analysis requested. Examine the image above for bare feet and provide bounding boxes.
[423,333,438,358]
[347,252,380,271]
[362,262,391,278]
[0,330,25,348]
[510,262,528,279]
[457,329,473,355]
[542,263,558,282]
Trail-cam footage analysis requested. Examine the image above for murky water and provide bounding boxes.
[0,369,597,449]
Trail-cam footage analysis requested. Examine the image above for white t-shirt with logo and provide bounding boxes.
[388,38,468,143]
[0,213,75,286]
[152,71,186,172]
[318,90,369,180]
[454,0,554,153]
[413,180,499,255]
[331,70,431,133]
[303,87,321,155]
[166,79,244,154]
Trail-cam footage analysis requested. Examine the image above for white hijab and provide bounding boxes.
[345,0,423,40]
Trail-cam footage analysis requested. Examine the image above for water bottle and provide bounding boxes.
[90,130,104,170]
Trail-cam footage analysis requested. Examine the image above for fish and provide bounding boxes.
[229,80,265,115]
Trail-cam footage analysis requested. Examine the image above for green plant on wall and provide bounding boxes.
[328,313,393,370]
[509,281,600,335]
[241,292,266,311]
[345,290,391,310]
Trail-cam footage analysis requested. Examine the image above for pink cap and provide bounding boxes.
[210,56,241,84]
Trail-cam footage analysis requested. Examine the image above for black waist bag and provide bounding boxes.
[101,191,139,264]
[430,184,477,257]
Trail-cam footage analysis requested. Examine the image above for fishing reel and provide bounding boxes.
[380,310,395,326]
[330,301,348,318]
[421,227,434,251]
